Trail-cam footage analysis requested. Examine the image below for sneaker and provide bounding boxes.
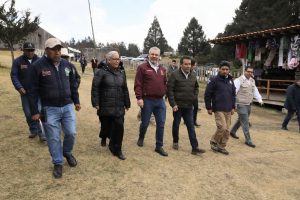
[218,148,229,155]
[137,138,144,147]
[53,165,62,178]
[39,136,47,142]
[116,151,126,160]
[155,147,168,156]
[191,147,206,155]
[281,126,288,131]
[245,141,256,148]
[172,143,179,150]
[63,154,77,167]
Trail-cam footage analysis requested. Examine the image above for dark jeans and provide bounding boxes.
[100,116,124,153]
[172,108,199,149]
[81,65,86,73]
[139,98,166,148]
[193,98,199,123]
[21,94,43,136]
[282,109,300,128]
[230,104,252,143]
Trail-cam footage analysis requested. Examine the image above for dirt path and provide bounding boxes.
[0,66,300,200]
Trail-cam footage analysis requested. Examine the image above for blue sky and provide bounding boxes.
[6,0,242,50]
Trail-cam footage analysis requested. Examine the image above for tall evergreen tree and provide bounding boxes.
[0,0,40,63]
[127,43,140,57]
[177,17,211,60]
[224,0,300,36]
[143,16,169,54]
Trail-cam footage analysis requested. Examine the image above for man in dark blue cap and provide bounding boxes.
[10,42,46,141]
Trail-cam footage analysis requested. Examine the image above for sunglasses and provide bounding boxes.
[25,49,35,52]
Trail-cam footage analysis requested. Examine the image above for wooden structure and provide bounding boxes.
[209,25,300,106]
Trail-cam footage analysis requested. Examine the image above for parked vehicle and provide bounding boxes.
[132,54,148,62]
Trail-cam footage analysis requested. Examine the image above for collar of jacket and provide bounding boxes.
[146,61,162,70]
[43,55,63,67]
[179,68,191,77]
[22,54,38,61]
[217,73,233,80]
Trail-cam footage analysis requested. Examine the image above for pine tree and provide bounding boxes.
[143,16,170,54]
[127,43,140,57]
[178,17,211,59]
[0,0,40,63]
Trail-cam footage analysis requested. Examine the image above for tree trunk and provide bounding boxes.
[10,46,15,65]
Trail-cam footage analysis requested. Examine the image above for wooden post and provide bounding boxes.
[267,80,270,100]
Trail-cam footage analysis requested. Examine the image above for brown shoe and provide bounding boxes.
[191,147,206,155]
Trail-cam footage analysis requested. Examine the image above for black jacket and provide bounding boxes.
[11,54,39,90]
[284,83,300,111]
[167,69,198,108]
[29,56,80,114]
[91,64,130,117]
[204,74,236,112]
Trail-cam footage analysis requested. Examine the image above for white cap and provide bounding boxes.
[61,48,69,57]
[45,38,63,49]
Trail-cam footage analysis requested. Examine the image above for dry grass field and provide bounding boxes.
[0,51,300,200]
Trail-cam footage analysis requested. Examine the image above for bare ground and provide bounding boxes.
[0,57,300,200]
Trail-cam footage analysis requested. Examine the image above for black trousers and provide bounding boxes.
[99,116,124,153]
[193,98,199,123]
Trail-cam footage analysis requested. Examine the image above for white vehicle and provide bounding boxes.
[132,54,148,62]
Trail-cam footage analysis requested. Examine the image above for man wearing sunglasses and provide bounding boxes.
[29,38,81,178]
[230,66,263,148]
[10,42,46,141]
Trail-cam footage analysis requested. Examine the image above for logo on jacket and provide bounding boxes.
[20,64,28,69]
[41,70,51,76]
[65,68,70,76]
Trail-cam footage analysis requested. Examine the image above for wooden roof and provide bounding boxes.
[209,24,300,44]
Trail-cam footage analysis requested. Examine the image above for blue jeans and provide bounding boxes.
[172,108,199,149]
[230,104,252,143]
[139,98,166,148]
[21,94,44,136]
[43,104,76,165]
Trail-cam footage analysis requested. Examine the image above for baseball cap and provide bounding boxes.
[45,38,63,49]
[23,42,35,50]
[61,48,69,57]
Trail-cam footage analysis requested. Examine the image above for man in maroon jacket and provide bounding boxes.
[134,47,168,156]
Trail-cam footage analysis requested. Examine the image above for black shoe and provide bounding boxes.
[281,126,288,131]
[28,133,37,139]
[117,152,126,160]
[218,148,229,155]
[155,147,168,156]
[100,138,106,147]
[137,138,144,147]
[63,154,77,167]
[53,165,62,178]
[191,147,206,155]
[39,136,47,142]
[245,141,256,148]
[194,122,201,127]
[210,141,219,152]
[172,143,179,150]
[230,132,239,139]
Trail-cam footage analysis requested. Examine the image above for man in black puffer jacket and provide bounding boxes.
[167,56,205,155]
[91,51,130,160]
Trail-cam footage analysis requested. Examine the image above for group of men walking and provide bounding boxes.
[11,38,300,179]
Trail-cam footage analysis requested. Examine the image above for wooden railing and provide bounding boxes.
[256,79,294,100]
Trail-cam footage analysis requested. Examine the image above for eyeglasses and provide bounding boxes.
[110,58,120,61]
[246,71,253,73]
